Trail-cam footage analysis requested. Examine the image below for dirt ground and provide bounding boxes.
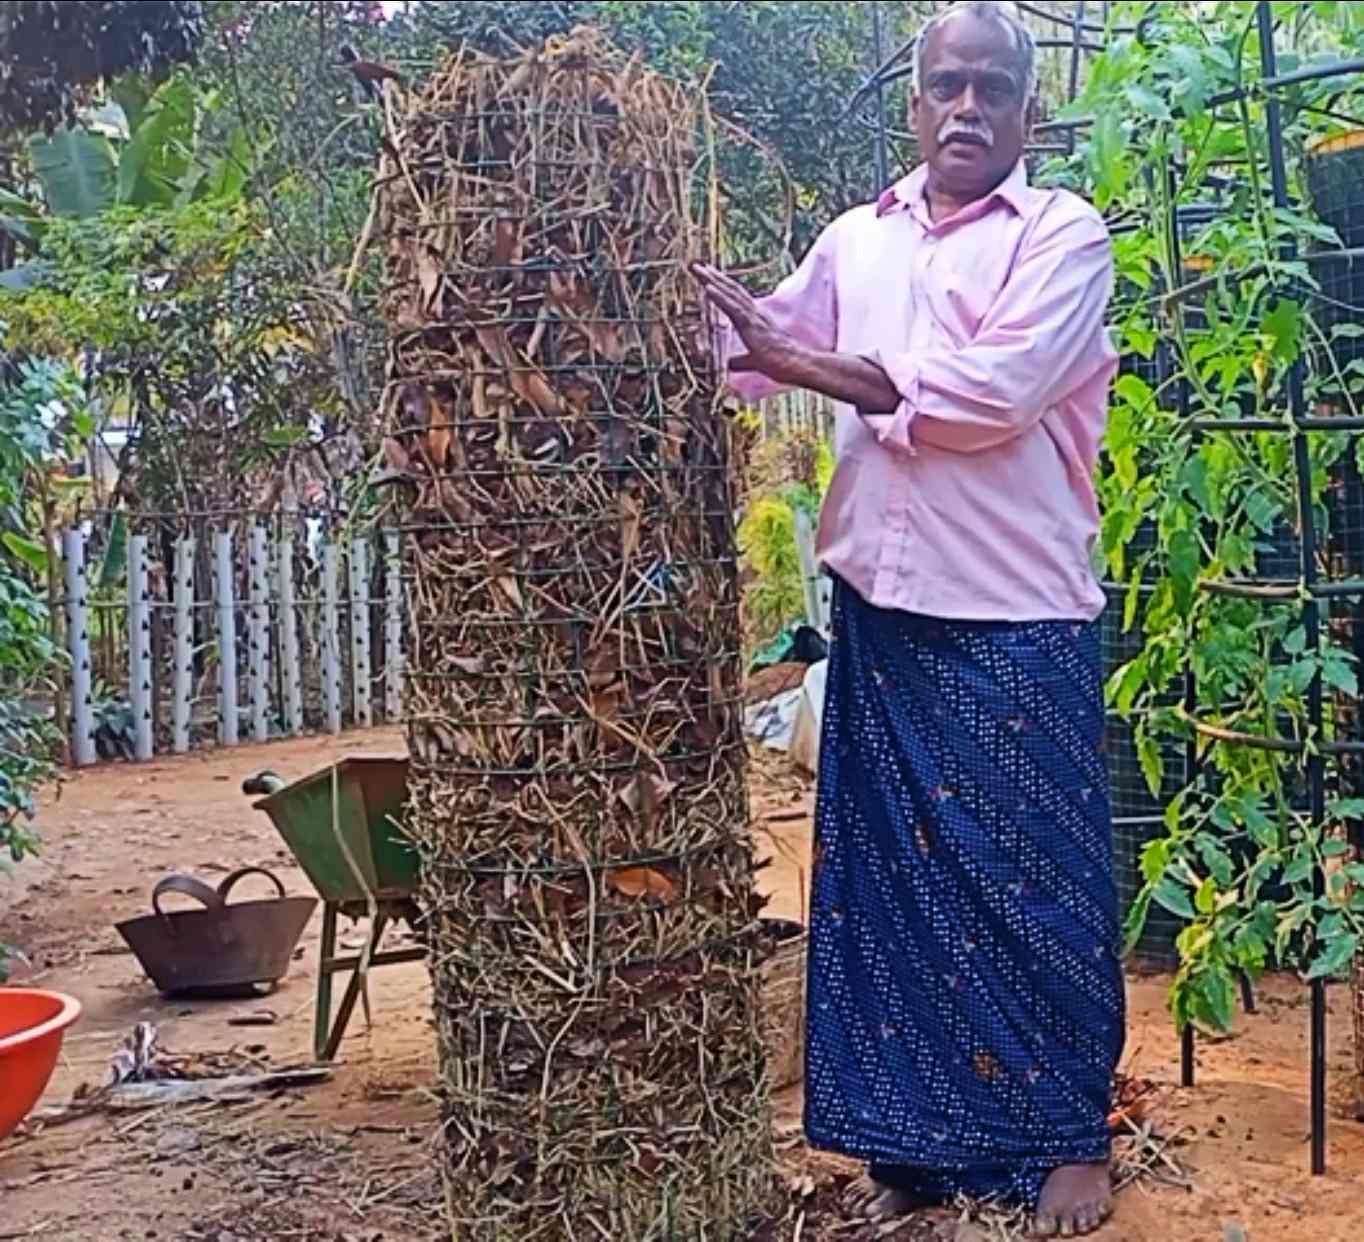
[4,732,1364,1241]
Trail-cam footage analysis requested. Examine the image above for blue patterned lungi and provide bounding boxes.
[804,579,1125,1209]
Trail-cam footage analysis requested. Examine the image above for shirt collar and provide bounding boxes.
[875,159,1031,222]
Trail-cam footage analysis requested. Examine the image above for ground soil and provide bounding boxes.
[3,732,1364,1241]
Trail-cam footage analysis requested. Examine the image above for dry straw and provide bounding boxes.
[375,27,777,1240]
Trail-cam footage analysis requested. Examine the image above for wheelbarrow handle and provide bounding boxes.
[152,874,227,918]
[217,867,288,904]
[242,771,287,798]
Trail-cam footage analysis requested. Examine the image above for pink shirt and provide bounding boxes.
[723,161,1118,623]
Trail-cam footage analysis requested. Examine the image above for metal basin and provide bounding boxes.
[116,868,316,998]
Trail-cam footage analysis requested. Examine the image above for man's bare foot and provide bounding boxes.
[1033,1164,1113,1237]
[843,1174,928,1223]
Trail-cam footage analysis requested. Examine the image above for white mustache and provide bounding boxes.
[938,122,994,148]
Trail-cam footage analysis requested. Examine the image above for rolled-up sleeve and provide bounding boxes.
[863,208,1114,455]
[713,220,842,405]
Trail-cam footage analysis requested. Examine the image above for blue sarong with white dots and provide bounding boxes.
[804,579,1125,1210]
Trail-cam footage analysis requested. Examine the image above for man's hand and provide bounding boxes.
[691,263,802,382]
[690,261,902,416]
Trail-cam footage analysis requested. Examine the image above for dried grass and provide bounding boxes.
[375,27,776,1240]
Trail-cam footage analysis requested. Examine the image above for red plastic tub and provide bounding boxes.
[0,989,82,1140]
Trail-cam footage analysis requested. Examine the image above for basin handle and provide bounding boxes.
[217,866,288,905]
[152,874,226,918]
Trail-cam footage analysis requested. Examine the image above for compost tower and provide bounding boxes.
[377,30,774,1240]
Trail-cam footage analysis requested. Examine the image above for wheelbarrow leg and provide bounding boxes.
[322,914,389,1062]
[315,903,339,1062]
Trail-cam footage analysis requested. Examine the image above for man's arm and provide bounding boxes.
[866,207,1115,455]
[695,202,1114,451]
[694,213,903,413]
[694,258,900,414]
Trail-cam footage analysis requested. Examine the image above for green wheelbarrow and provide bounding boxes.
[244,754,425,1061]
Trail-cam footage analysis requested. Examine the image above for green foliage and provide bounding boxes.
[738,430,833,649]
[0,356,86,977]
[1,198,342,513]
[28,128,118,218]
[0,188,45,252]
[1060,1,1364,1031]
[0,1,205,134]
[193,1,398,431]
[23,74,253,221]
[740,494,804,642]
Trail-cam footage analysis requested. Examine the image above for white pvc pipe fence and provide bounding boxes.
[278,533,304,737]
[385,529,404,722]
[248,525,272,744]
[58,521,406,766]
[322,543,343,737]
[348,537,373,730]
[215,530,239,748]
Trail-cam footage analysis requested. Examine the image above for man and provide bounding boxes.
[693,3,1124,1237]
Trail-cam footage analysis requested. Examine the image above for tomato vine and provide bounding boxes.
[1056,1,1364,1030]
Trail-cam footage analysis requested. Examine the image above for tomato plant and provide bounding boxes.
[1057,1,1364,1030]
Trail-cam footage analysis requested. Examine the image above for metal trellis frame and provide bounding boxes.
[1165,2,1364,1178]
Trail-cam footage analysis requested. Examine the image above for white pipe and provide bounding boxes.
[384,529,403,721]
[349,538,372,729]
[172,538,194,754]
[322,542,342,735]
[127,535,153,761]
[248,525,271,743]
[215,531,238,747]
[278,533,303,737]
[63,528,96,767]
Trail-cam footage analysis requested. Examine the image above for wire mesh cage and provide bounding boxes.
[1305,132,1364,386]
[376,30,776,1239]
[1100,576,1186,966]
[1324,458,1364,826]
[1305,137,1364,835]
[1104,240,1235,963]
[1110,206,1223,412]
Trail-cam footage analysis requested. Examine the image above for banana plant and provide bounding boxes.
[0,73,259,288]
[28,75,255,217]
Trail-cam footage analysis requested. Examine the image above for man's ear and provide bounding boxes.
[909,92,921,133]
[1024,94,1039,142]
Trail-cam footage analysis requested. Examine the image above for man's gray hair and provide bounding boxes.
[912,1,1038,100]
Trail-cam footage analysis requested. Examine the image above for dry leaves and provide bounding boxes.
[606,867,677,903]
[380,26,772,1240]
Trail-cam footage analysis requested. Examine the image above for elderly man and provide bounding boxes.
[694,2,1123,1236]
